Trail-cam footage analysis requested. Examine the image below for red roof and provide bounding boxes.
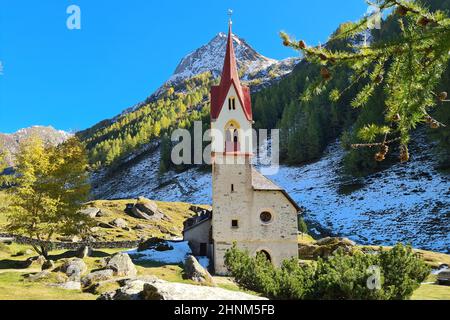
[210,23,252,121]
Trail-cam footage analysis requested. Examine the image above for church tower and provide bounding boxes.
[206,18,300,275]
[210,20,255,274]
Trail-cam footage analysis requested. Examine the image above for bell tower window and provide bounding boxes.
[228,97,236,110]
[224,121,241,153]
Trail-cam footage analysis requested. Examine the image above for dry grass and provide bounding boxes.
[85,198,209,241]
[361,245,450,269]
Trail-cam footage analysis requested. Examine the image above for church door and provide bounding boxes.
[200,243,207,256]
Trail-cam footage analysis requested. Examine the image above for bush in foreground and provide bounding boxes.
[224,243,429,300]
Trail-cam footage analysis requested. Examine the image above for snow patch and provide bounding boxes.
[127,241,192,265]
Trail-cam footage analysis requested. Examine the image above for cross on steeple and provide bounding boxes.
[228,9,233,25]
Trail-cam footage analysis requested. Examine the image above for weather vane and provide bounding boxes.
[228,9,233,24]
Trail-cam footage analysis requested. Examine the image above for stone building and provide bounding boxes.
[184,20,300,275]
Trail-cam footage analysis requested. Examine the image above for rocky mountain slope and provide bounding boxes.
[167,32,298,87]
[0,126,72,166]
[123,32,299,113]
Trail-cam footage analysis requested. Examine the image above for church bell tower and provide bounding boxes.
[210,19,255,274]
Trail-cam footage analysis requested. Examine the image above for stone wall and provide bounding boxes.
[0,233,140,250]
[211,160,299,275]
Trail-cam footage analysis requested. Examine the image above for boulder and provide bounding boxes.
[316,237,356,247]
[96,209,112,217]
[155,243,173,252]
[310,237,357,259]
[58,281,81,290]
[76,246,92,259]
[141,281,267,300]
[106,253,137,277]
[298,244,319,259]
[0,237,14,244]
[99,277,265,300]
[133,224,148,230]
[137,237,166,252]
[26,271,51,282]
[79,207,100,218]
[136,197,160,215]
[128,197,164,221]
[61,258,87,281]
[81,269,114,288]
[98,222,114,229]
[98,278,157,300]
[183,256,215,285]
[111,218,128,229]
[26,255,47,267]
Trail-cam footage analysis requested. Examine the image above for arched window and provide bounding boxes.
[224,121,240,152]
[257,250,272,262]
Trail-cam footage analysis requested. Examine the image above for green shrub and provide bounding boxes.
[224,243,430,300]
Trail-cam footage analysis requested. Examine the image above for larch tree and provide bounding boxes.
[281,0,450,162]
[5,136,93,258]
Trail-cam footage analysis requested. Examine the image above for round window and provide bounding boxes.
[260,211,272,224]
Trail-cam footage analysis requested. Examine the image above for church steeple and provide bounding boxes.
[219,22,242,94]
[210,20,252,122]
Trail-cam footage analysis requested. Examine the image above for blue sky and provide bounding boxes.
[0,0,369,133]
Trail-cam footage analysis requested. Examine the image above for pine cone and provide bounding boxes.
[375,75,384,84]
[298,40,306,49]
[396,6,408,16]
[375,152,385,162]
[418,17,430,27]
[400,145,409,163]
[430,121,440,129]
[439,91,448,101]
[283,39,290,47]
[319,53,328,61]
[320,67,332,81]
[392,114,401,122]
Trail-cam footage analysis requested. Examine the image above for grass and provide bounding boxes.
[297,233,315,245]
[0,272,95,300]
[83,198,209,242]
[0,193,209,242]
[412,284,450,300]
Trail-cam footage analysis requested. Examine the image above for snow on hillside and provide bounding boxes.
[91,136,449,254]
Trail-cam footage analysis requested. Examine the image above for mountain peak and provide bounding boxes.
[0,126,72,166]
[168,32,281,85]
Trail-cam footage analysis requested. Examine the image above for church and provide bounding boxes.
[183,20,300,275]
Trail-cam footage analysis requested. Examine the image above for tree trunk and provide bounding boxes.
[39,245,49,259]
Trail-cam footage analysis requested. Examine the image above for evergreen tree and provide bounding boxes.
[281,0,450,162]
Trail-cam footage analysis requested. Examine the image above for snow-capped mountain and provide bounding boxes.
[0,126,72,166]
[170,32,296,83]
[118,31,298,118]
[149,32,299,98]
